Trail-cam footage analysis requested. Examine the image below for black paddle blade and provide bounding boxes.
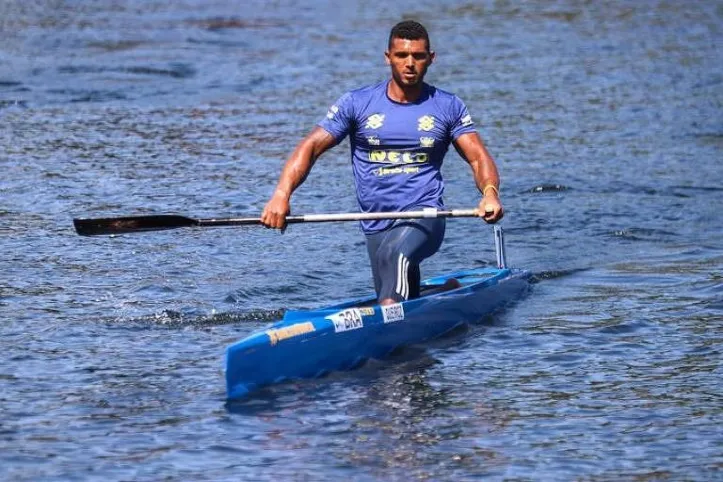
[73,215,199,236]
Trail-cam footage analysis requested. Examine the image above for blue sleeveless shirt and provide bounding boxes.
[318,80,476,233]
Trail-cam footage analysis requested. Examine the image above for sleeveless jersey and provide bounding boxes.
[318,80,477,233]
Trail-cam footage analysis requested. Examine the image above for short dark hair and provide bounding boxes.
[388,20,431,51]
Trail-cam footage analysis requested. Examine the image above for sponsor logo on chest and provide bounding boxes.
[362,113,439,156]
[368,150,428,164]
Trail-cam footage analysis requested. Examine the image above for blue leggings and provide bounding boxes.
[365,217,445,302]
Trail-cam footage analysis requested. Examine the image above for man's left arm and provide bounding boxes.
[453,132,504,223]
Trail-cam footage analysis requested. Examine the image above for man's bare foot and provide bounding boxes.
[441,278,461,291]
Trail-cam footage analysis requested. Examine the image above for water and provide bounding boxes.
[2,0,722,480]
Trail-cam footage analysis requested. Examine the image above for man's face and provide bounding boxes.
[385,37,435,87]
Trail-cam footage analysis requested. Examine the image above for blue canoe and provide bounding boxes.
[225,227,531,399]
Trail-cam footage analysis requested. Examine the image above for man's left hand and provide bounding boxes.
[479,194,504,223]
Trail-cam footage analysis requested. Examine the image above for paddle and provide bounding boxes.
[73,208,481,236]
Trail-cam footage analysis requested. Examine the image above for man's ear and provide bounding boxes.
[384,50,391,65]
[429,50,436,64]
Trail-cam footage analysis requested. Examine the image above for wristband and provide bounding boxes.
[483,184,499,197]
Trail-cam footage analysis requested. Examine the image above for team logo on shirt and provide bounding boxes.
[419,137,435,148]
[326,105,339,120]
[461,114,474,127]
[367,135,381,145]
[417,115,435,132]
[365,114,385,129]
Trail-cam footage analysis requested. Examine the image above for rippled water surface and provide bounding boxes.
[2,1,722,480]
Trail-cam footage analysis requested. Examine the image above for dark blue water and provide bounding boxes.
[2,1,721,480]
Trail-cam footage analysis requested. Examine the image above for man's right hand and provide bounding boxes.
[261,190,291,230]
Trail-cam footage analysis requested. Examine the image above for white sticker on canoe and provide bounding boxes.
[326,308,364,333]
[382,303,405,323]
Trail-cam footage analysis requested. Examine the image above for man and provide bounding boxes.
[261,20,503,305]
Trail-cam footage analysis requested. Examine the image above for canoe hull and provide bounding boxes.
[225,266,530,399]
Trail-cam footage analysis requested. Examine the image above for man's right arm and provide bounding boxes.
[260,126,337,229]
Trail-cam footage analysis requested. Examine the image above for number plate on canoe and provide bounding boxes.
[382,303,405,323]
[326,309,364,333]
